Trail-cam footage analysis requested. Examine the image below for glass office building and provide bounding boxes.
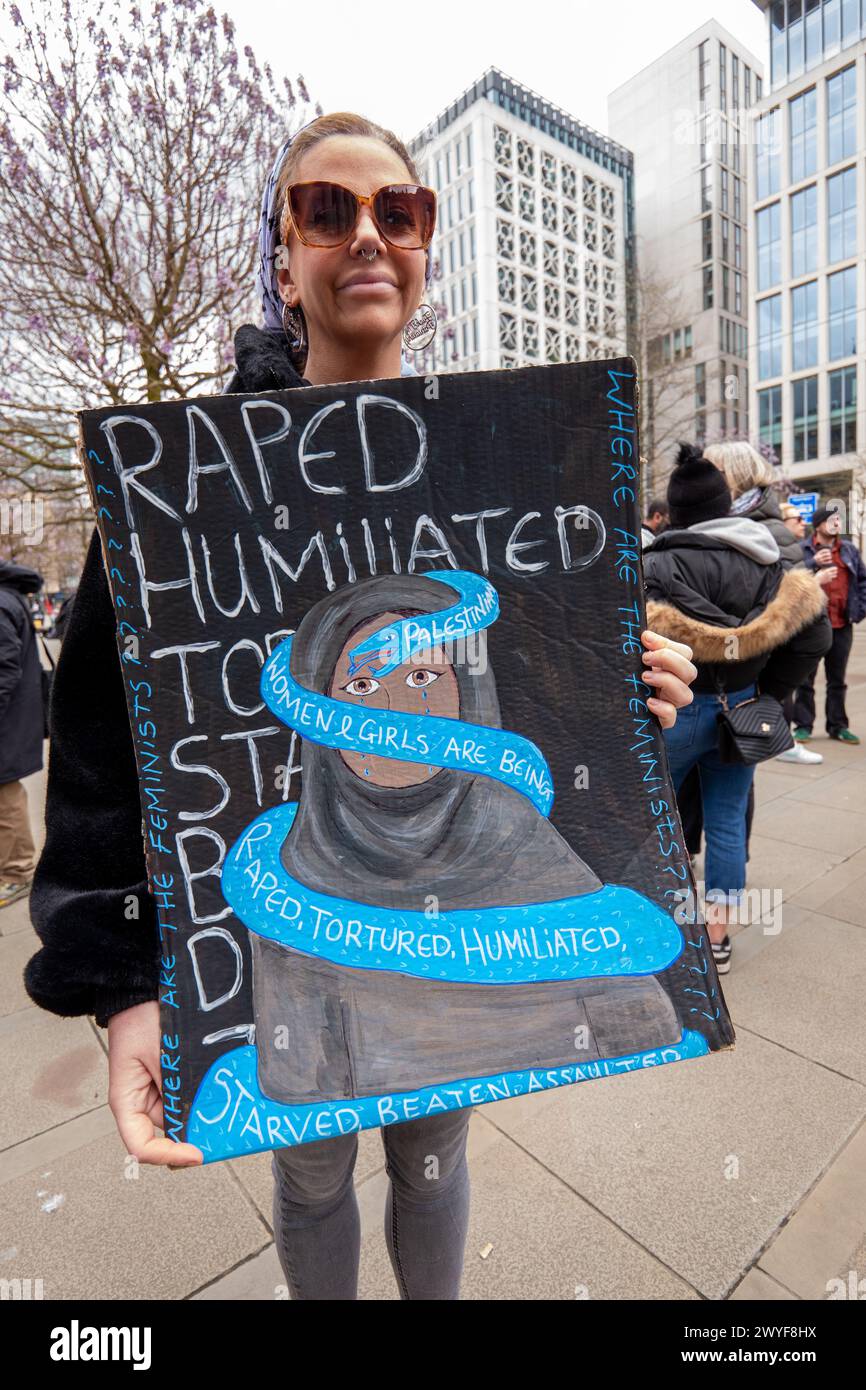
[750,1,865,537]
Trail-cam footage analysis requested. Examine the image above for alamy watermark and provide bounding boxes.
[0,492,43,547]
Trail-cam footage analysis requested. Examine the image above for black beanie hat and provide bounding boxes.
[667,443,732,529]
[811,505,839,530]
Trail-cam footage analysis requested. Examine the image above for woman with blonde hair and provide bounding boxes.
[702,440,802,569]
[26,111,699,1301]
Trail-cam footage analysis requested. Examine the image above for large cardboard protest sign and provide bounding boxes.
[79,360,734,1163]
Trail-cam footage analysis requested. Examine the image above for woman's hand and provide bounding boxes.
[107,1001,203,1167]
[640,630,697,730]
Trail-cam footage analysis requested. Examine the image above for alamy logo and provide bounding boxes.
[49,1321,152,1371]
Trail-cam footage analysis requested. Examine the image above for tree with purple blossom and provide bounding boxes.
[0,0,319,558]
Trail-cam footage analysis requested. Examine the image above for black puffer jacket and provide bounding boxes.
[0,559,45,783]
[644,517,829,695]
[25,325,310,1026]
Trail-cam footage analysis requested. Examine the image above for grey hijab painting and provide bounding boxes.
[237,573,683,1106]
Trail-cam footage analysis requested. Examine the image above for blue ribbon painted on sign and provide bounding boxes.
[222,802,685,984]
[187,1032,711,1160]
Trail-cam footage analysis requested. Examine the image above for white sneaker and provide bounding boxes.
[776,744,823,765]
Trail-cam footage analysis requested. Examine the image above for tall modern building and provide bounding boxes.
[749,1,865,540]
[407,68,633,376]
[609,22,764,494]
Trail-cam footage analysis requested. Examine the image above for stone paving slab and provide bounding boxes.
[729,1267,799,1300]
[478,1030,866,1301]
[739,834,844,901]
[778,765,866,816]
[751,797,866,859]
[0,1130,269,1300]
[357,1125,700,1301]
[0,932,39,1017]
[757,1118,866,1300]
[0,1010,107,1152]
[723,904,866,1083]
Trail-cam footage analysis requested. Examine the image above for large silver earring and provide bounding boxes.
[402,303,438,351]
[281,300,308,363]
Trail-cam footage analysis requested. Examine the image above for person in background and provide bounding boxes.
[703,441,832,768]
[0,559,45,908]
[641,497,669,550]
[794,506,866,746]
[644,445,827,975]
[781,503,806,543]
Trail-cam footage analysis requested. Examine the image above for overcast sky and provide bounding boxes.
[224,0,768,146]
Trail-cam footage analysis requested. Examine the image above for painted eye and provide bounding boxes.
[405,668,440,689]
[344,677,380,696]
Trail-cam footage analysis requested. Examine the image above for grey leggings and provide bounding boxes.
[271,1106,473,1300]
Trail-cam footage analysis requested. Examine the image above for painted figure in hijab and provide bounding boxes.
[228,573,683,1106]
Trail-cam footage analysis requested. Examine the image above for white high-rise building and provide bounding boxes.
[408,68,633,376]
[749,1,866,540]
[608,22,764,492]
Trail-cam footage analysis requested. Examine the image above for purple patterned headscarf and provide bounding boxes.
[255,120,434,334]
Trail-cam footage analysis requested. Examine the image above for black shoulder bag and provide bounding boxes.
[716,683,793,765]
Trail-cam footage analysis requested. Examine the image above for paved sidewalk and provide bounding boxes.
[2,632,864,1301]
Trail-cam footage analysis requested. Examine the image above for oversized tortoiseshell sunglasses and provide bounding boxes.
[285,181,437,251]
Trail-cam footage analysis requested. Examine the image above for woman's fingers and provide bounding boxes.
[640,630,697,728]
[641,630,698,696]
[642,668,694,709]
[641,628,694,661]
[112,1087,203,1166]
[107,1001,203,1167]
[646,696,678,729]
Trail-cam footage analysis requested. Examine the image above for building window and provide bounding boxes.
[805,0,822,70]
[789,88,817,183]
[827,65,857,165]
[700,164,712,212]
[828,265,857,359]
[698,40,710,104]
[722,265,730,310]
[733,176,742,221]
[790,185,818,277]
[684,325,693,357]
[758,295,782,379]
[758,384,782,456]
[696,362,707,408]
[827,166,857,262]
[792,376,818,462]
[703,265,714,310]
[721,169,729,212]
[734,272,743,316]
[756,109,780,199]
[791,0,807,78]
[792,281,818,369]
[829,365,858,454]
[734,223,743,269]
[721,216,730,262]
[701,215,713,262]
[756,202,781,290]
[841,0,860,45]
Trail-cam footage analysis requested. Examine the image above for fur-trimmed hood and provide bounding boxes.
[646,566,826,663]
